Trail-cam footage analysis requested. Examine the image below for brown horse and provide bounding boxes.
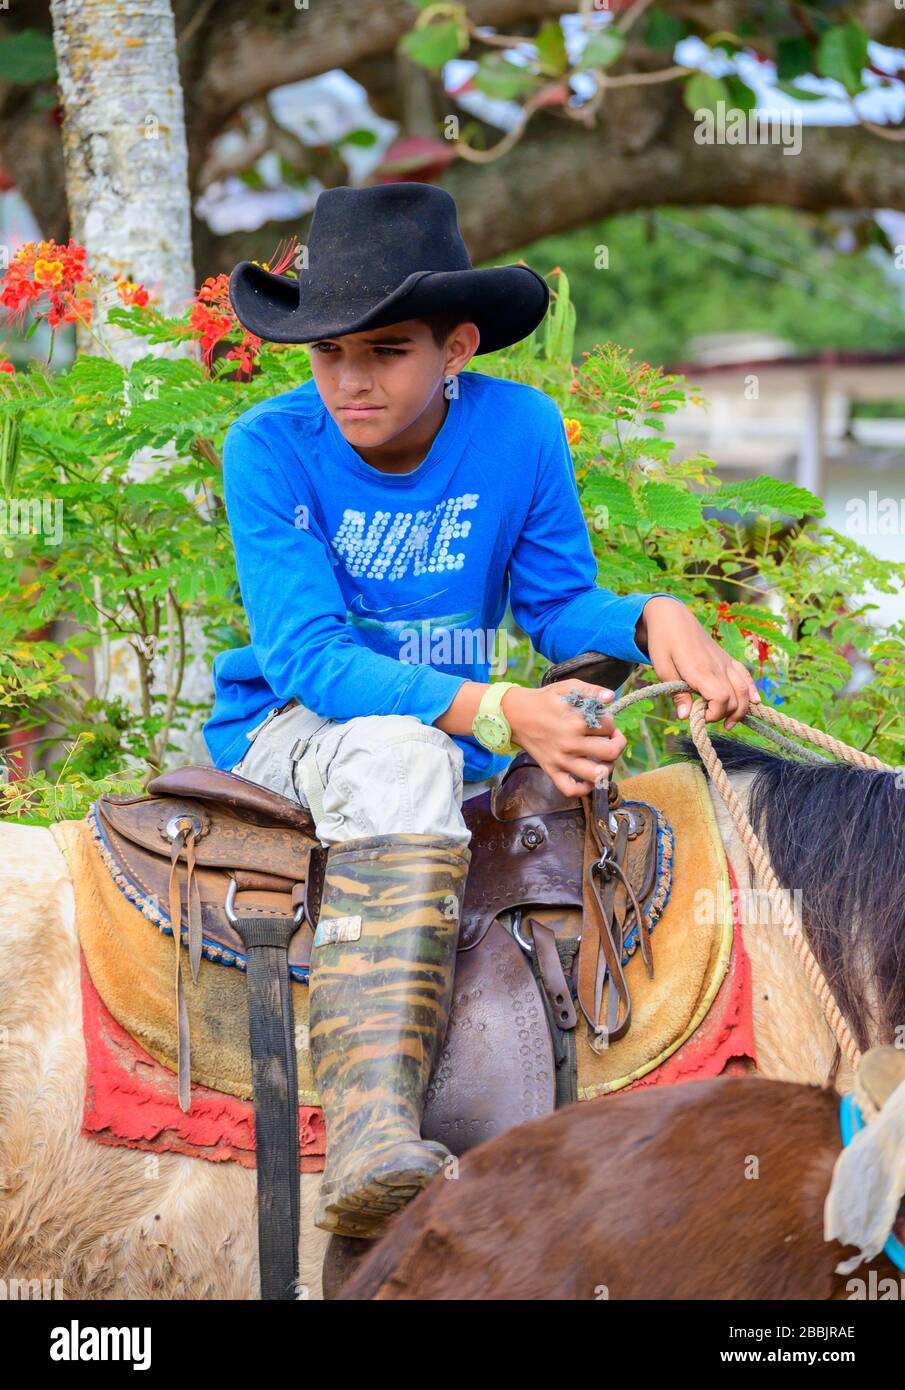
[339,1074,904,1301]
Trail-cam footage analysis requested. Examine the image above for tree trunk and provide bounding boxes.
[50,0,213,770]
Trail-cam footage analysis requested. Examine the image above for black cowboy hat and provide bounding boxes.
[228,183,550,355]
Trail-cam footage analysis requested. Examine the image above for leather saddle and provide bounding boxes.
[91,650,662,1154]
[93,765,325,977]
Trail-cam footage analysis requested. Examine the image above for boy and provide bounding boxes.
[203,183,758,1238]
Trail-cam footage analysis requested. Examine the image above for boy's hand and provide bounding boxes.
[502,682,624,799]
[636,596,761,731]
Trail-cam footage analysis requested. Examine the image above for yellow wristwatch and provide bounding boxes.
[471,681,522,756]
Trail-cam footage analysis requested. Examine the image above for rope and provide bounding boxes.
[603,680,894,1071]
[742,713,831,764]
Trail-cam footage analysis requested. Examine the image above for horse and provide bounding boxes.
[1,737,902,1299]
[336,1072,905,1301]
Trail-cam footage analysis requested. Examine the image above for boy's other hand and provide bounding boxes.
[636,596,761,731]
[501,682,625,799]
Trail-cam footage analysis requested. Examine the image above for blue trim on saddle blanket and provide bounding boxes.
[616,800,674,966]
[839,1093,905,1273]
[85,802,310,984]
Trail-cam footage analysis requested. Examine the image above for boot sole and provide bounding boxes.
[315,1159,444,1239]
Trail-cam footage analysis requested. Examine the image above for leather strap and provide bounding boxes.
[163,812,303,1297]
[230,912,302,1301]
[168,824,203,1113]
[526,917,577,1030]
[576,793,634,1047]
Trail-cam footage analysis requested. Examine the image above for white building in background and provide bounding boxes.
[666,334,905,628]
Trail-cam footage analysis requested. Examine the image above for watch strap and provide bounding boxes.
[473,682,522,755]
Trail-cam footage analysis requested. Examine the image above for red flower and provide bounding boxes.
[185,272,263,379]
[182,242,298,380]
[0,238,95,334]
[116,277,151,308]
[712,603,772,670]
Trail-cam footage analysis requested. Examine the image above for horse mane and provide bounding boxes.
[681,735,904,1052]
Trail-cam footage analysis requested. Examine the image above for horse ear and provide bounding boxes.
[540,651,636,691]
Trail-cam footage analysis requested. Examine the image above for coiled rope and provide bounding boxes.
[605,682,895,1071]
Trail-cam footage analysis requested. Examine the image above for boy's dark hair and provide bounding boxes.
[420,309,470,348]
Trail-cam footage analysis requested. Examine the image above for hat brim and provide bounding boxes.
[228,260,550,356]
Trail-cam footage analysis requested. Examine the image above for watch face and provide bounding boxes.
[473,713,509,752]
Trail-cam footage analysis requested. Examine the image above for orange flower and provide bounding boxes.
[563,417,582,446]
[0,237,94,333]
[116,277,151,308]
[34,257,64,287]
[0,353,14,375]
[181,244,297,381]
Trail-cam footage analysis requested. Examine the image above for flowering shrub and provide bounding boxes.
[550,325,905,771]
[0,251,902,821]
[0,238,312,818]
[0,238,95,333]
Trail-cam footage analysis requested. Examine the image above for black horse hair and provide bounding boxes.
[679,734,904,1052]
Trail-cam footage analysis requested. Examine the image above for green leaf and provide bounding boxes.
[545,269,575,368]
[576,30,625,71]
[340,128,379,148]
[724,75,757,114]
[683,73,730,115]
[472,54,540,101]
[816,21,869,96]
[704,33,744,58]
[639,481,703,531]
[644,8,685,51]
[773,80,826,102]
[715,477,824,520]
[535,20,568,76]
[776,36,812,82]
[0,30,57,84]
[714,621,748,662]
[398,20,464,70]
[581,474,639,528]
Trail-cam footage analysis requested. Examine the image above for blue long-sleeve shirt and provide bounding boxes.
[203,369,667,781]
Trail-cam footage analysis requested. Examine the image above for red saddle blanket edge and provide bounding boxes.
[78,950,327,1172]
[78,864,756,1171]
[620,856,757,1094]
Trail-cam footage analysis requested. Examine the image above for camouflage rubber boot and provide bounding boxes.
[307,832,470,1239]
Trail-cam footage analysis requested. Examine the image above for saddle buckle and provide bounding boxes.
[224,875,306,929]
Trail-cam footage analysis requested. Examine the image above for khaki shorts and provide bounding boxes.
[229,698,504,848]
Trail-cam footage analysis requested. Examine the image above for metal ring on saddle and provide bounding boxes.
[512,907,583,953]
[511,907,531,954]
[224,875,305,928]
[162,808,209,843]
